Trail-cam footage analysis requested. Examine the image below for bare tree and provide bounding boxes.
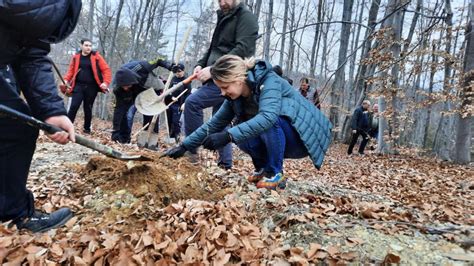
[454,1,473,164]
[263,0,274,60]
[279,0,289,69]
[329,0,354,129]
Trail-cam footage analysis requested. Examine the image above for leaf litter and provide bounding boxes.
[0,118,472,264]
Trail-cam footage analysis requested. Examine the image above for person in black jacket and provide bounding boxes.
[347,100,371,155]
[183,0,258,169]
[166,63,191,142]
[111,59,172,143]
[0,0,81,233]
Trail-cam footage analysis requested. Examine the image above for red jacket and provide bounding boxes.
[63,51,112,93]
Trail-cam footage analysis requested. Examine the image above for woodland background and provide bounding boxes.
[50,0,473,163]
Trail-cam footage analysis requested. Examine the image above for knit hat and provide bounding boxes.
[114,68,140,87]
[172,63,185,73]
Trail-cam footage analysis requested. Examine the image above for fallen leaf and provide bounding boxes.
[383,253,401,264]
[307,243,322,258]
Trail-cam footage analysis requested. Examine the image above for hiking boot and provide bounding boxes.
[256,173,287,190]
[248,168,265,183]
[13,208,73,233]
[83,129,91,134]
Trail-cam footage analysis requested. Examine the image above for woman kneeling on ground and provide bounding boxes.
[164,55,332,190]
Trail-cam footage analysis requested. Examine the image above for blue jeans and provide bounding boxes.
[237,117,308,175]
[127,105,159,134]
[184,80,232,168]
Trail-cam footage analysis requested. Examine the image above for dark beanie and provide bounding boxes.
[114,68,140,87]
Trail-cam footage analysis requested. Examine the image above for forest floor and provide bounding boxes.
[1,118,473,265]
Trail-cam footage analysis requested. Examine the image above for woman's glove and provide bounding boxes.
[163,145,187,159]
[202,131,232,151]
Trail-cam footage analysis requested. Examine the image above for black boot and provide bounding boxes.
[13,208,73,233]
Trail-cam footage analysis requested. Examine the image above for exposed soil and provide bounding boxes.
[81,153,231,207]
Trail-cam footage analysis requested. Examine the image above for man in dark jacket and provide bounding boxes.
[184,0,258,169]
[0,0,81,233]
[166,63,191,142]
[347,100,371,155]
[112,58,172,143]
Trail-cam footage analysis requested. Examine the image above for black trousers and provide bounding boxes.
[67,83,99,131]
[0,67,37,222]
[166,103,180,138]
[347,130,369,155]
[112,100,133,143]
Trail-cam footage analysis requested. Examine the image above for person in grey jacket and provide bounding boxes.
[165,55,332,190]
[183,0,258,169]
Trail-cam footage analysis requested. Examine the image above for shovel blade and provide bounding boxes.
[135,88,168,116]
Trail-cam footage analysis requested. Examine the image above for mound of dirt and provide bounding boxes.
[81,152,231,206]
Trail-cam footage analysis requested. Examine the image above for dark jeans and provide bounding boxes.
[347,130,369,154]
[67,83,99,131]
[167,103,181,138]
[184,80,232,168]
[237,117,308,175]
[112,100,133,143]
[127,105,159,134]
[0,67,37,222]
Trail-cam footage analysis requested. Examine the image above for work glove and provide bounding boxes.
[202,131,232,151]
[163,145,187,159]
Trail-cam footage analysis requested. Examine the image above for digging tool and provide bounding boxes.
[135,81,193,147]
[0,104,151,161]
[139,26,193,149]
[135,73,196,116]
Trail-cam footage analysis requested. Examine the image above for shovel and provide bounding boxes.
[135,73,196,116]
[0,104,151,161]
[135,75,195,148]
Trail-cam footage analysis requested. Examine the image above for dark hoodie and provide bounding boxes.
[0,0,82,120]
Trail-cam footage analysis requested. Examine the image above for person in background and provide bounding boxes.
[63,38,111,134]
[0,0,81,233]
[164,55,332,190]
[183,0,258,169]
[111,58,171,143]
[347,100,370,155]
[166,63,191,142]
[299,77,321,109]
[272,65,294,85]
[367,103,379,150]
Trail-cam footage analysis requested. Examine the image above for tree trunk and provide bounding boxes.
[172,0,181,60]
[88,0,95,40]
[254,0,263,18]
[454,1,473,164]
[423,37,442,149]
[109,0,124,65]
[329,0,353,132]
[263,0,273,60]
[377,0,402,154]
[310,0,324,77]
[286,0,296,74]
[352,0,381,108]
[433,0,454,160]
[279,0,289,69]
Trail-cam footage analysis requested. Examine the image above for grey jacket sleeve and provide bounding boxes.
[227,11,258,58]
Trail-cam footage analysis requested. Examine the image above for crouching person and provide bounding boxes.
[164,55,332,190]
[111,58,171,143]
